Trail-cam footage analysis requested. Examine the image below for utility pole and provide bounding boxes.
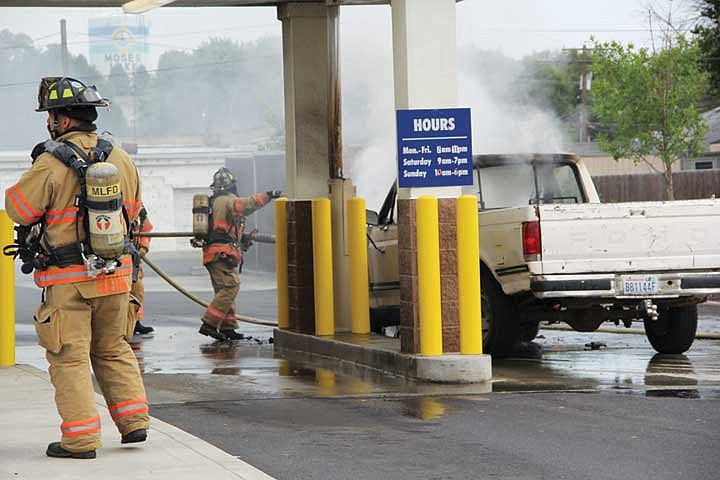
[578,55,590,144]
[60,19,68,75]
[563,47,593,143]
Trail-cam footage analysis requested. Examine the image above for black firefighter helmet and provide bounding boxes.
[210,167,237,193]
[36,76,110,122]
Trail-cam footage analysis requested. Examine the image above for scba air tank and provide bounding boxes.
[192,194,210,239]
[85,162,125,259]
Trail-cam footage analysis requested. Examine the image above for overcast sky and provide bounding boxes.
[0,0,691,66]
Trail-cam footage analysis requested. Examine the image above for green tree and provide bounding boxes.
[693,0,720,96]
[591,37,708,200]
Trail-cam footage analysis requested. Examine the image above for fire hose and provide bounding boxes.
[136,231,278,327]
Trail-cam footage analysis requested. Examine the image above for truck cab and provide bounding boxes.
[367,153,720,356]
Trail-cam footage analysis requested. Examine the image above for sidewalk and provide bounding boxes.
[0,364,275,480]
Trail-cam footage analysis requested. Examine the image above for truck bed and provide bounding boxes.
[537,199,720,274]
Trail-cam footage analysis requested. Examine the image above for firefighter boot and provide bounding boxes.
[121,428,147,444]
[220,329,245,341]
[199,321,227,341]
[134,321,154,335]
[46,442,96,459]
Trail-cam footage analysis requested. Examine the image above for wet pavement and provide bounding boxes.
[13,251,720,402]
[11,253,720,479]
[17,317,720,403]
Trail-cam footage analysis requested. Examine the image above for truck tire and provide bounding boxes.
[643,305,697,354]
[481,271,520,357]
[520,321,540,342]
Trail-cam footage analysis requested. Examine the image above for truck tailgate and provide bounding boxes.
[538,200,720,274]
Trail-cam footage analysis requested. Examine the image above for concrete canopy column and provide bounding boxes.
[392,0,462,354]
[278,2,333,200]
[278,2,353,332]
[392,0,461,200]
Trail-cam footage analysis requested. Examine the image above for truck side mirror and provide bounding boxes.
[366,209,379,226]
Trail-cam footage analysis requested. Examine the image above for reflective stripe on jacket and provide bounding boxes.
[4,130,142,290]
[34,254,133,288]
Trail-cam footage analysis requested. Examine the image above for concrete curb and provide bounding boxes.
[273,329,492,383]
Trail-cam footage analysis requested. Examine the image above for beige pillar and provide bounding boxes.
[278,3,332,199]
[392,0,462,353]
[392,0,461,200]
[278,3,353,331]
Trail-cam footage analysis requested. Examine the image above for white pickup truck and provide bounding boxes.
[367,153,720,356]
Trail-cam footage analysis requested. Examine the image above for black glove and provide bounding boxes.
[266,190,284,199]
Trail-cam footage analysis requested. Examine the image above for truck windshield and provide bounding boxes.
[475,161,585,209]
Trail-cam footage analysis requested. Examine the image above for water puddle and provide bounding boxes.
[399,397,453,420]
[121,325,720,400]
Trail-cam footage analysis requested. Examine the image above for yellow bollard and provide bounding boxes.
[274,198,289,329]
[416,196,442,356]
[312,198,334,336]
[456,195,483,354]
[416,398,447,420]
[347,198,370,334]
[315,368,337,395]
[277,359,291,377]
[0,210,16,367]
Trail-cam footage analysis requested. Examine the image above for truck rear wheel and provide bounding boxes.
[520,322,540,342]
[643,305,697,354]
[481,271,520,357]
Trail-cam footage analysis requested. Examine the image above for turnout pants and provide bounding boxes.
[34,282,149,452]
[202,260,240,330]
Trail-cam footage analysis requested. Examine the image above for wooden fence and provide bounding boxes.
[592,170,720,203]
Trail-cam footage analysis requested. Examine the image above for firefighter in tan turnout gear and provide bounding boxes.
[199,167,282,340]
[4,77,149,459]
[131,204,154,335]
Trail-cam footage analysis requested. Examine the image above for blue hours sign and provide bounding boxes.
[396,108,473,188]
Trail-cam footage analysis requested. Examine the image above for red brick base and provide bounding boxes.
[286,201,315,334]
[398,198,460,354]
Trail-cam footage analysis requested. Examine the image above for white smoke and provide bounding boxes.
[341,9,396,211]
[457,46,566,155]
[459,72,566,154]
[341,13,567,210]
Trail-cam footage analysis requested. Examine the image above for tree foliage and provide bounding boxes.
[693,0,720,96]
[520,51,583,121]
[458,47,584,142]
[0,31,284,149]
[591,37,708,199]
[133,36,283,147]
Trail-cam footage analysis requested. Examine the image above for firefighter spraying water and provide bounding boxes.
[191,167,282,341]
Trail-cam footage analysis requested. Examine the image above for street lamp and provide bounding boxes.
[123,0,178,14]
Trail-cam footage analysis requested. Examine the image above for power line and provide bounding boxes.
[0,32,59,50]
[76,22,279,40]
[1,30,280,52]
[473,27,653,33]
[0,55,281,90]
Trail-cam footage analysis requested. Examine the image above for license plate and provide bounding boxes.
[622,275,659,295]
